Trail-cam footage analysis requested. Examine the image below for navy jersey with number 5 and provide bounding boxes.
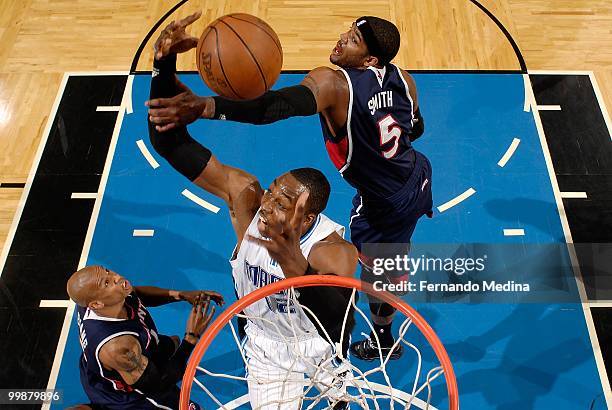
[320,64,416,199]
[77,293,193,409]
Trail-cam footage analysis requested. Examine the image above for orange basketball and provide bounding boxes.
[196,14,283,100]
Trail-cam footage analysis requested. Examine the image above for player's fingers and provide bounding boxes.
[268,224,285,242]
[165,20,178,33]
[181,11,202,27]
[290,191,309,232]
[201,298,210,314]
[145,98,164,108]
[245,234,269,247]
[195,297,203,318]
[147,107,170,116]
[149,114,177,124]
[204,305,216,327]
[155,123,177,132]
[205,291,224,305]
[191,295,199,313]
[246,234,278,253]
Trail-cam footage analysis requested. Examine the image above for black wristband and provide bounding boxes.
[184,332,199,339]
[176,339,196,356]
[152,54,177,76]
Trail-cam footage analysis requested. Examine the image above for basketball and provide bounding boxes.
[196,13,283,100]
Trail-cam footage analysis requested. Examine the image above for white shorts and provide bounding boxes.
[243,323,351,409]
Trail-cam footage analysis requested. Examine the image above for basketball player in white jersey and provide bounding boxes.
[147,15,358,409]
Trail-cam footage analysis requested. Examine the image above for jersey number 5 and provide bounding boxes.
[378,114,402,159]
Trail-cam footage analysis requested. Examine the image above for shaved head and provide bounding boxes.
[67,266,101,307]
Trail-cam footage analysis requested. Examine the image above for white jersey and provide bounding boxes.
[230,209,345,340]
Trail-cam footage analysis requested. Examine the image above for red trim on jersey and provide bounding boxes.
[325,136,349,170]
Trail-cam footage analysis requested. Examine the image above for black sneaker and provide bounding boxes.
[349,336,403,361]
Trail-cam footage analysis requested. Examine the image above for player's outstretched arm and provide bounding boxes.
[148,31,263,241]
[134,286,224,307]
[146,66,346,131]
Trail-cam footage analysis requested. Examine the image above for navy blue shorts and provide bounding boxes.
[349,150,433,256]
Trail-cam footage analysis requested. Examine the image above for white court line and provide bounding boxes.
[133,229,155,237]
[525,73,612,407]
[497,138,521,167]
[0,74,69,280]
[136,139,160,169]
[436,188,476,213]
[589,301,612,308]
[182,189,220,213]
[589,72,612,142]
[44,74,132,408]
[125,74,134,114]
[71,192,98,199]
[96,106,122,112]
[560,192,588,199]
[537,105,562,111]
[503,228,525,236]
[64,71,130,76]
[528,70,595,75]
[523,75,531,112]
[40,300,71,308]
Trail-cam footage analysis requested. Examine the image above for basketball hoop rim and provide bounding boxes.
[180,275,459,410]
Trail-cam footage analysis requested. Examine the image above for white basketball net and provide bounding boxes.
[190,287,447,409]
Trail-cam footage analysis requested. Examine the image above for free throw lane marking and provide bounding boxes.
[503,228,525,236]
[537,105,561,111]
[497,138,521,167]
[133,229,155,237]
[437,188,476,213]
[560,192,588,199]
[136,139,160,169]
[182,189,220,213]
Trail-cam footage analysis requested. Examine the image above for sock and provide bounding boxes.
[371,322,394,347]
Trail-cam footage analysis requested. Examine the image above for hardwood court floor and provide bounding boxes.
[0,0,611,250]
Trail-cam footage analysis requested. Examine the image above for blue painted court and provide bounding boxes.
[53,73,606,409]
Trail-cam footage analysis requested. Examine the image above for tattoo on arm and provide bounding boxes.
[103,337,149,384]
[123,350,147,374]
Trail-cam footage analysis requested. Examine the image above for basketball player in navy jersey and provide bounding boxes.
[147,14,358,409]
[147,15,431,361]
[66,265,222,409]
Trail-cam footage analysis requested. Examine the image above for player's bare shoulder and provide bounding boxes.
[301,66,349,112]
[309,232,359,278]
